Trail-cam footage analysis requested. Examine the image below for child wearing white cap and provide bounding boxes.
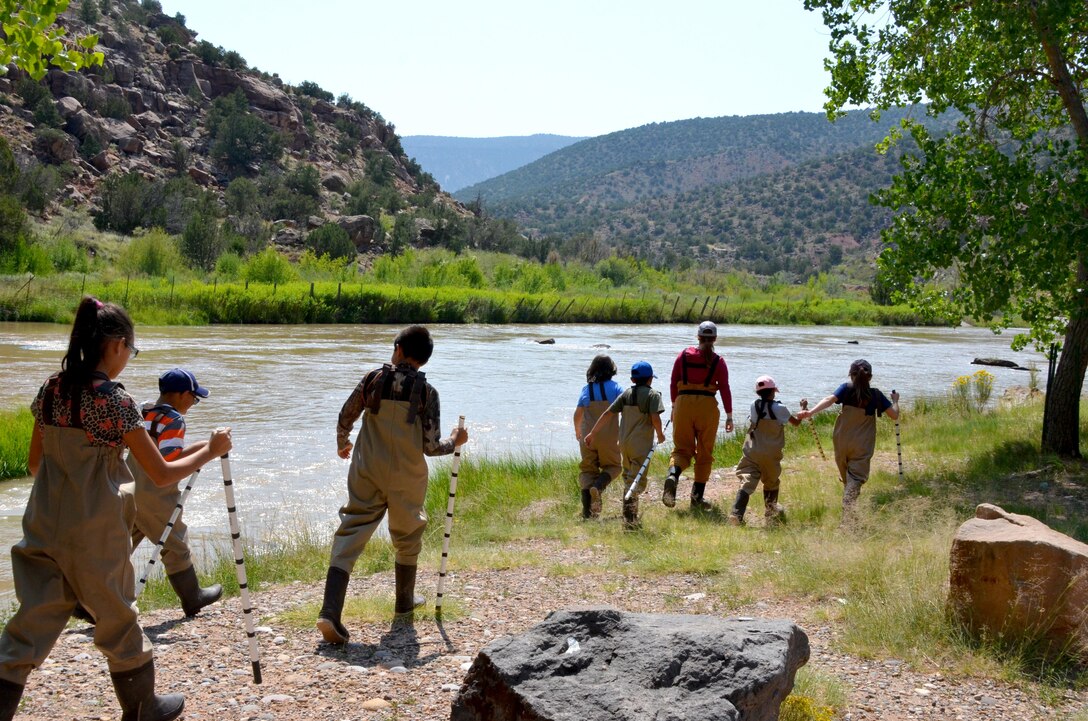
[728,375,801,526]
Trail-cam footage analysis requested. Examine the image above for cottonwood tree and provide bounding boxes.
[805,0,1088,457]
[1,0,103,79]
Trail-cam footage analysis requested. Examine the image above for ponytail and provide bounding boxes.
[59,296,134,398]
[848,358,873,406]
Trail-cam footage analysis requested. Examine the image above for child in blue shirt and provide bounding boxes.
[573,355,624,519]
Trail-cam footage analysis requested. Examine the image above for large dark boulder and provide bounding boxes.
[450,608,809,721]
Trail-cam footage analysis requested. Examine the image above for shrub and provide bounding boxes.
[296,81,334,102]
[80,133,103,160]
[94,172,153,234]
[264,187,318,225]
[100,94,132,120]
[32,97,63,128]
[209,91,282,177]
[0,194,29,254]
[0,138,18,194]
[306,223,355,261]
[156,24,186,46]
[140,0,161,11]
[170,139,190,175]
[118,228,185,277]
[79,0,100,22]
[99,0,111,14]
[285,164,320,198]
[214,251,243,279]
[0,237,51,274]
[180,194,222,271]
[194,40,223,65]
[42,235,88,272]
[15,77,50,108]
[17,163,60,212]
[225,177,259,215]
[242,246,297,284]
[222,50,246,70]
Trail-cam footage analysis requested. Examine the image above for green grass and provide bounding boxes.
[0,408,32,480]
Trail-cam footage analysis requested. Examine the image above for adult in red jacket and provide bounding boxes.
[662,321,734,510]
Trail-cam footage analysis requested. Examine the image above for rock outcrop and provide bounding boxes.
[450,607,810,721]
[949,503,1088,658]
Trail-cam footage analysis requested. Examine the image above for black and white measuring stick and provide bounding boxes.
[135,470,199,598]
[435,415,466,614]
[220,453,262,684]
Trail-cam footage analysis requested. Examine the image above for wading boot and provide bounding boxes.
[72,602,95,624]
[110,660,184,721]
[168,566,223,618]
[393,562,425,624]
[580,489,593,520]
[764,489,785,525]
[588,471,610,518]
[661,465,681,508]
[316,566,351,644]
[690,482,713,512]
[622,497,641,531]
[0,678,24,721]
[728,489,750,526]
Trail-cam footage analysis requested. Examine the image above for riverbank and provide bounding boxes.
[0,272,937,327]
[115,393,1087,720]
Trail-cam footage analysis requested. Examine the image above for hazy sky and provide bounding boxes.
[159,0,835,138]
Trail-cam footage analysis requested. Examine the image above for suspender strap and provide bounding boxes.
[704,356,720,387]
[373,367,395,416]
[405,371,426,425]
[588,383,596,402]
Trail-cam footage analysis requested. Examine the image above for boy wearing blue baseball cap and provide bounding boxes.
[124,368,222,617]
[585,361,666,529]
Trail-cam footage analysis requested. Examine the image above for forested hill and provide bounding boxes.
[455,109,958,275]
[401,134,586,193]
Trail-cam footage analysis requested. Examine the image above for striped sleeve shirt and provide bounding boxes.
[142,403,186,461]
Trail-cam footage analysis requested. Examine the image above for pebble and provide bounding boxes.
[362,698,391,710]
[261,694,294,704]
[441,683,460,691]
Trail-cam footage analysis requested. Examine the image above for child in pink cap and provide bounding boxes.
[728,375,800,526]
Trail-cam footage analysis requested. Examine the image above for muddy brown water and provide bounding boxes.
[0,321,1049,598]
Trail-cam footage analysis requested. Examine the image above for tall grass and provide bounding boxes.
[0,408,32,480]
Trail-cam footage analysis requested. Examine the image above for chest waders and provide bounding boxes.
[319,367,430,644]
[126,408,223,617]
[665,353,722,510]
[0,407,184,721]
[580,383,621,519]
[833,404,878,522]
[730,400,787,525]
[618,386,657,529]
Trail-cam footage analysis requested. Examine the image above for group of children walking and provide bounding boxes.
[0,302,899,720]
[575,322,901,530]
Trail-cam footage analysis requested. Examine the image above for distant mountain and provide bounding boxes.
[455,109,958,275]
[402,134,586,193]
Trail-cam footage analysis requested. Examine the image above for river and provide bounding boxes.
[0,321,1048,598]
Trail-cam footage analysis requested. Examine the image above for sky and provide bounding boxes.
[158,0,836,139]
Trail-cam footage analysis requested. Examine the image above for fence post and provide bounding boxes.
[80,273,86,296]
[169,275,175,305]
[310,282,315,298]
[124,274,130,305]
[337,282,341,302]
[700,296,710,315]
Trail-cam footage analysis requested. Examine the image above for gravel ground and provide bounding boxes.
[11,540,1085,721]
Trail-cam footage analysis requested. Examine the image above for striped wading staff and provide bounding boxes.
[220,452,262,684]
[624,419,671,501]
[799,399,827,462]
[135,470,199,598]
[435,415,466,616]
[893,390,904,483]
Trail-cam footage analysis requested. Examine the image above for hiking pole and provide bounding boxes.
[435,415,466,616]
[135,470,199,598]
[893,390,904,483]
[219,452,262,684]
[799,399,827,461]
[625,419,671,501]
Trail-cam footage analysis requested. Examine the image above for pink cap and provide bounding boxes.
[755,375,778,392]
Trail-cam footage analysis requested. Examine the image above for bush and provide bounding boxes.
[242,246,297,284]
[140,0,161,11]
[32,97,63,128]
[15,77,50,108]
[42,234,88,272]
[209,91,283,176]
[181,194,222,271]
[285,164,320,198]
[194,40,223,65]
[17,163,59,213]
[118,228,186,277]
[225,177,259,215]
[305,223,355,261]
[170,139,190,175]
[94,172,154,234]
[100,94,132,120]
[79,0,100,23]
[214,251,243,279]
[0,237,52,274]
[0,193,29,254]
[296,81,334,102]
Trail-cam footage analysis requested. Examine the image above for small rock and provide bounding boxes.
[441,683,460,691]
[362,698,391,710]
[261,695,294,704]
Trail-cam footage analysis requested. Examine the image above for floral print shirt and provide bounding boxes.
[31,372,143,447]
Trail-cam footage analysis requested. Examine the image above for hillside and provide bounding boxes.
[456,110,958,275]
[0,0,499,265]
[401,134,586,193]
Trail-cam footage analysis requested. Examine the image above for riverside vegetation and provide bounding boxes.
[3,394,1082,717]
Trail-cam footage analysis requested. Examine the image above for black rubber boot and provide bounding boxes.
[589,471,611,517]
[316,566,351,644]
[72,602,95,624]
[167,566,223,618]
[0,678,24,721]
[394,562,425,616]
[622,497,641,531]
[690,482,712,511]
[580,489,593,519]
[728,489,750,526]
[661,465,681,507]
[110,660,184,721]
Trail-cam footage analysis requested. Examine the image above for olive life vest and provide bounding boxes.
[362,363,429,425]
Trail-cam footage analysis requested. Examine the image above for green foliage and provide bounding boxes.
[284,164,320,198]
[214,251,243,279]
[118,228,185,277]
[79,0,99,23]
[207,90,283,177]
[15,77,50,108]
[0,0,104,79]
[39,233,88,272]
[32,97,63,128]
[0,236,51,274]
[0,194,29,254]
[305,223,354,261]
[0,408,33,480]
[180,193,222,271]
[295,81,333,102]
[99,93,131,120]
[93,172,153,234]
[242,246,297,284]
[15,163,59,213]
[225,177,259,216]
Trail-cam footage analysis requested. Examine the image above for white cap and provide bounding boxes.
[697,320,717,338]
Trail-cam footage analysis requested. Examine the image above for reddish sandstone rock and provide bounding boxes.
[949,503,1088,658]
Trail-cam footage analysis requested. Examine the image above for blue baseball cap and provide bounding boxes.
[159,368,209,398]
[631,361,656,380]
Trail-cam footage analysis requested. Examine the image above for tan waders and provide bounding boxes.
[320,393,429,643]
[0,427,182,720]
[667,355,723,509]
[833,405,877,523]
[618,387,656,529]
[731,401,786,524]
[126,458,222,617]
[579,384,621,519]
